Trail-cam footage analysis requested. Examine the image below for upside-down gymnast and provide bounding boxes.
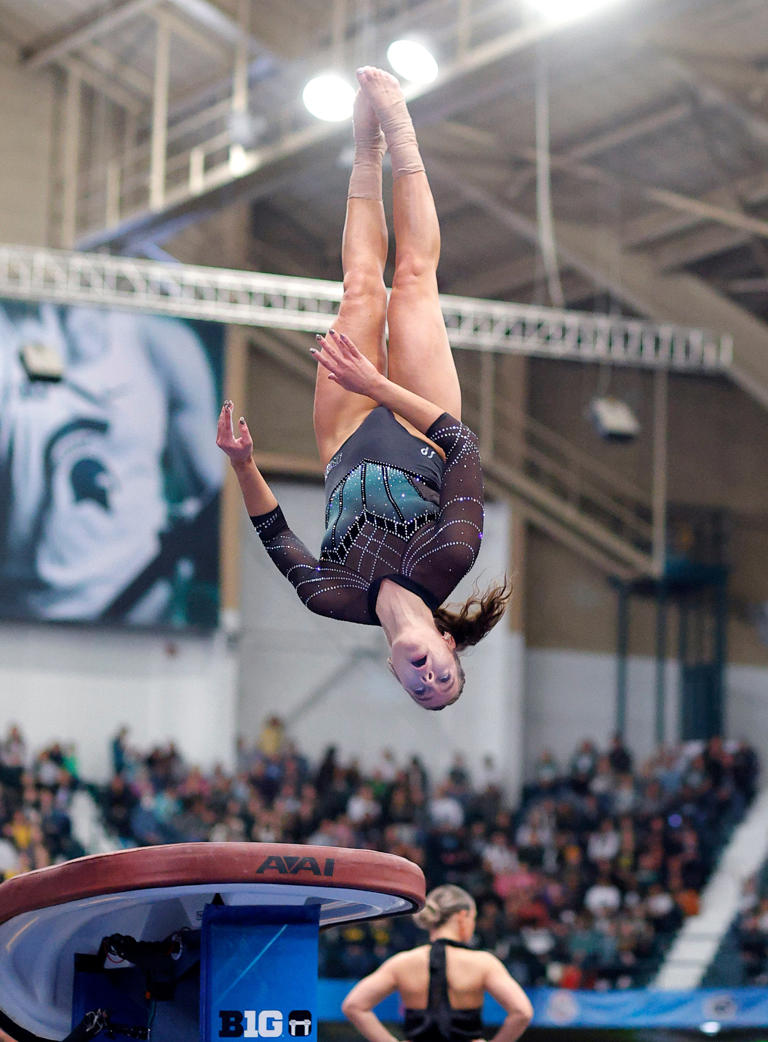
[217,66,511,710]
[342,884,533,1042]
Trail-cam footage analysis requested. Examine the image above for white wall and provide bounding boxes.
[524,647,681,773]
[236,482,526,799]
[1,471,765,787]
[727,664,768,750]
[0,622,238,779]
[524,648,768,775]
[0,41,54,246]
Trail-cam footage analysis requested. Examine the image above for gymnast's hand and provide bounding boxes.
[216,400,254,465]
[311,329,383,398]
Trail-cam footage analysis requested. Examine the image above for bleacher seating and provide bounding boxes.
[0,722,758,991]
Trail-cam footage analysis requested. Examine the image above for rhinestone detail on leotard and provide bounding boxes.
[250,413,484,625]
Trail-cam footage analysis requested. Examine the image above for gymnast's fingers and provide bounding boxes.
[217,400,235,443]
[236,415,254,449]
[316,331,342,361]
[312,348,334,373]
[329,329,360,358]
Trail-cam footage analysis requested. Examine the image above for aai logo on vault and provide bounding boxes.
[218,1010,313,1038]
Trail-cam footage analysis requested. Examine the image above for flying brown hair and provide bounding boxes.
[433,576,513,652]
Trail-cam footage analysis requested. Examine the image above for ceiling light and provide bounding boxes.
[386,40,438,84]
[589,396,640,442]
[302,73,355,122]
[528,0,625,25]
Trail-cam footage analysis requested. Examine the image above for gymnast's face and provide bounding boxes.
[388,628,461,709]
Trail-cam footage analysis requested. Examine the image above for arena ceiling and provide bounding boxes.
[1,0,768,404]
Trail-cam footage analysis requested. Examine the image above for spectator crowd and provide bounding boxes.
[733,869,768,985]
[0,719,759,992]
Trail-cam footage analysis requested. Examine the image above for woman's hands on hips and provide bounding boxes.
[216,400,254,465]
[311,329,384,398]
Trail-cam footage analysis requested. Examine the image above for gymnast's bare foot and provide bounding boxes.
[356,66,406,123]
[353,88,385,152]
[348,89,386,200]
[355,66,423,178]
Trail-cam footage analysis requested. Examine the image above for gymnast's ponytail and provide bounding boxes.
[414,885,476,930]
[433,577,513,652]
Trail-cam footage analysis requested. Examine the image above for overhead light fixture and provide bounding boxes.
[386,39,438,85]
[302,73,355,122]
[589,396,640,442]
[528,0,625,25]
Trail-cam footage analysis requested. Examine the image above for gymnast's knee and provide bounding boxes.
[342,267,388,312]
[391,251,437,289]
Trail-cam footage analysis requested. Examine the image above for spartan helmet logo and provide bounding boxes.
[44,418,114,512]
[70,457,113,510]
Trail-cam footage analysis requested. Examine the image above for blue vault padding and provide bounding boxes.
[202,905,320,1042]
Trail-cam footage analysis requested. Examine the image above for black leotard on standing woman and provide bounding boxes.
[403,939,484,1042]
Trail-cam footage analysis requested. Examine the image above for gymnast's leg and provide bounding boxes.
[356,66,462,423]
[313,89,390,467]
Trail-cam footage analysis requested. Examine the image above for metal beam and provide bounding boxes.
[446,253,539,300]
[651,224,749,274]
[60,71,82,248]
[0,244,729,374]
[484,459,655,578]
[149,17,171,211]
[438,47,768,268]
[727,278,768,294]
[60,54,146,115]
[624,171,768,250]
[165,0,272,55]
[84,42,155,97]
[22,0,160,70]
[521,148,768,242]
[551,217,768,410]
[686,88,768,283]
[428,156,624,310]
[660,48,768,143]
[69,0,637,250]
[160,7,231,62]
[483,476,638,582]
[487,99,694,208]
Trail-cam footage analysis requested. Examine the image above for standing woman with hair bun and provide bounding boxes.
[342,885,533,1042]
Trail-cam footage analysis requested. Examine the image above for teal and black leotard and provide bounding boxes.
[250,408,484,625]
[403,939,484,1042]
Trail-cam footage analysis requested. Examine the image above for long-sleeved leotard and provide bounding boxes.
[250,412,483,624]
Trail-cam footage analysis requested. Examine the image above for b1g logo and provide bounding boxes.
[287,1011,312,1037]
[218,1010,312,1038]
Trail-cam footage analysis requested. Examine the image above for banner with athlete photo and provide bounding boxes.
[0,298,225,629]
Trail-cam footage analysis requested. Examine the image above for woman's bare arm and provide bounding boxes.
[312,330,444,436]
[342,958,403,1042]
[483,955,533,1042]
[216,401,278,517]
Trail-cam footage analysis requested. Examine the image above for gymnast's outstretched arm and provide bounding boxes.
[216,397,374,622]
[215,400,278,516]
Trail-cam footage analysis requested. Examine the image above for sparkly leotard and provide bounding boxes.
[250,409,483,625]
[403,939,484,1042]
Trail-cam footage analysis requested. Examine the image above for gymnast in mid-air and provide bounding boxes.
[217,66,511,709]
